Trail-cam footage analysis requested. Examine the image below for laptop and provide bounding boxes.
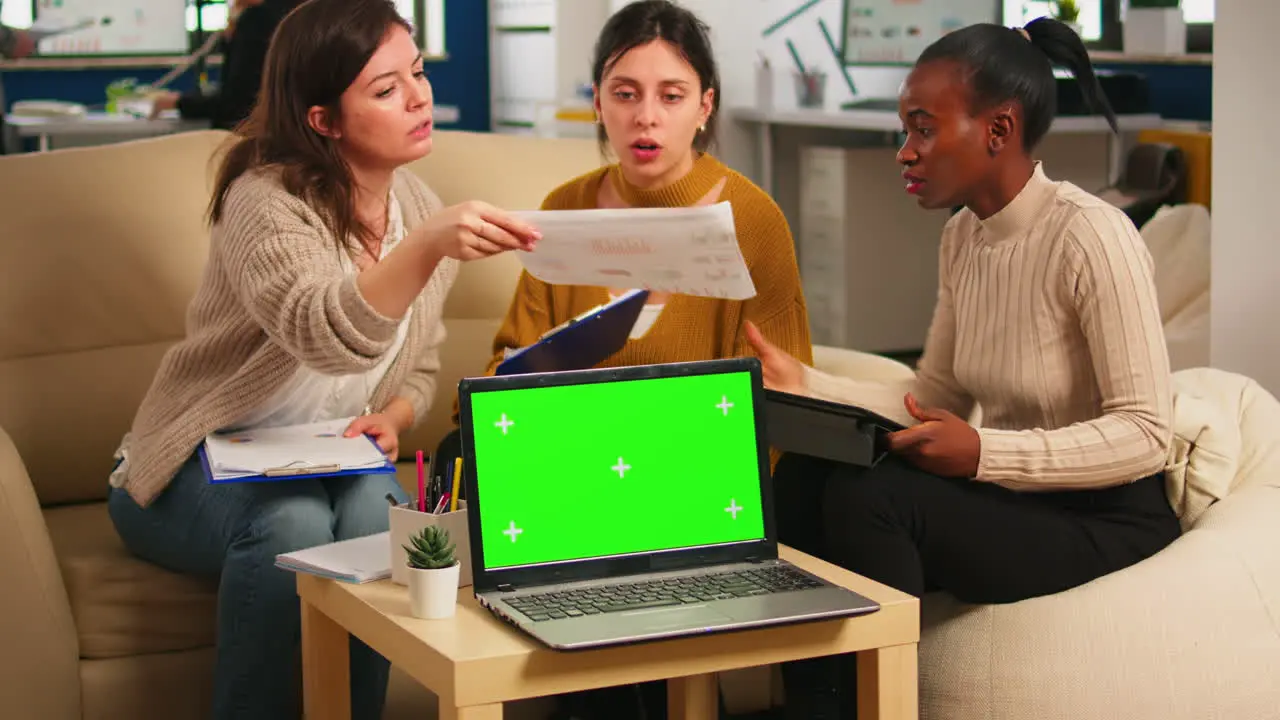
[456,357,880,650]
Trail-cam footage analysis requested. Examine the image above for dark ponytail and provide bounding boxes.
[917,17,1117,150]
[1023,17,1118,135]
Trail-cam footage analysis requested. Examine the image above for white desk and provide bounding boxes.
[731,107,1164,194]
[4,111,205,152]
[4,104,464,154]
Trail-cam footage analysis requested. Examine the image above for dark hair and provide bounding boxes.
[209,0,412,253]
[917,17,1117,151]
[591,0,721,154]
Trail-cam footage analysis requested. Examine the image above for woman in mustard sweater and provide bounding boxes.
[503,4,811,717]
[487,0,812,379]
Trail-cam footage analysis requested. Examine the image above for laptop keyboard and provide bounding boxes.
[504,566,824,622]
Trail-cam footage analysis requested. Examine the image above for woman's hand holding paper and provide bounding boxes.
[415,201,541,262]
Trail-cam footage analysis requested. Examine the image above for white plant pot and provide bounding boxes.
[407,562,460,619]
[1124,7,1186,56]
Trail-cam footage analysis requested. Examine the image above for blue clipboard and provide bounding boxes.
[197,439,396,485]
[496,289,651,376]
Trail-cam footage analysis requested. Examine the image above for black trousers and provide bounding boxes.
[773,451,1182,718]
[775,452,1180,602]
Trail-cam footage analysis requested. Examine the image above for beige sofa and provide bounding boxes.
[0,128,907,719]
[1142,203,1211,372]
[0,129,609,720]
[5,128,1274,720]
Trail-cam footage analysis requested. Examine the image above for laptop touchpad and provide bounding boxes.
[632,605,734,632]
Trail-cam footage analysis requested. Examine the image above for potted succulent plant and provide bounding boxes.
[1053,0,1083,37]
[404,525,460,619]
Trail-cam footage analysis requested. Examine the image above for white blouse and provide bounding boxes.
[610,292,665,339]
[232,197,413,431]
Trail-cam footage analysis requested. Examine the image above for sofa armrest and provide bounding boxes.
[919,485,1280,720]
[812,345,916,384]
[0,425,81,719]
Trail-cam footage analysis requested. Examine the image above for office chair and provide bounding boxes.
[1098,142,1189,229]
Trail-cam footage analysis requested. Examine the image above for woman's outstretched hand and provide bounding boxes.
[744,321,806,395]
[886,393,980,478]
[417,200,541,262]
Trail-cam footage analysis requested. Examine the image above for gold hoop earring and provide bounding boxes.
[698,124,706,133]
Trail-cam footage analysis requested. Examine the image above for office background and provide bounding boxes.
[1,0,1212,134]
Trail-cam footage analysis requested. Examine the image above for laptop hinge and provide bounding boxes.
[496,583,516,592]
[744,555,765,564]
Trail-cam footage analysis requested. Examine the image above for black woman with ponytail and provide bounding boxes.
[744,18,1179,719]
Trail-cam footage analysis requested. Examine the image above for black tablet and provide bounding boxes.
[763,389,905,468]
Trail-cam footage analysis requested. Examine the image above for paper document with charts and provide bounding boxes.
[201,418,394,483]
[511,202,757,300]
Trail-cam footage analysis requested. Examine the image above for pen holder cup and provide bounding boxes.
[389,501,472,588]
[793,70,827,109]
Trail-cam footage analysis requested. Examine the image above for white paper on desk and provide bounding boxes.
[204,418,389,480]
[511,202,757,300]
[275,532,391,584]
[26,18,96,42]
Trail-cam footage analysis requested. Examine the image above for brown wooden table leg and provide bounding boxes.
[441,703,504,720]
[669,673,719,720]
[301,599,351,720]
[856,643,919,720]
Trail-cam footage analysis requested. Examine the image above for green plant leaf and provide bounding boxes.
[405,524,457,569]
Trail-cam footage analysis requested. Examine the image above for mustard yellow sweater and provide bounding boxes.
[487,153,813,376]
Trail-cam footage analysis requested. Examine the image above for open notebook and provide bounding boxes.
[274,532,392,584]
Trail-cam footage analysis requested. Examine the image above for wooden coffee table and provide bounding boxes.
[298,545,919,720]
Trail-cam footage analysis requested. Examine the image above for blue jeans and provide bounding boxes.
[109,454,408,720]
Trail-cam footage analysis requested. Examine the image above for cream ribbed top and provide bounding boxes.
[806,163,1172,491]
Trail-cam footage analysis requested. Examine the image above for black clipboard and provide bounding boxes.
[495,289,650,376]
[763,389,905,468]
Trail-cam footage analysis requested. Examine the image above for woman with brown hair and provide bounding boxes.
[106,1,539,718]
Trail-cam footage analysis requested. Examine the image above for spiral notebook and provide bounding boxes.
[200,418,395,483]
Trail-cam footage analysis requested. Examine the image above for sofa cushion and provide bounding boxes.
[81,648,215,720]
[406,129,603,210]
[0,341,176,506]
[1164,367,1280,530]
[44,502,216,659]
[0,131,228,506]
[1139,203,1211,325]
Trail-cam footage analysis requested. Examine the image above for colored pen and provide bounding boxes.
[449,457,462,512]
[416,450,426,512]
[434,493,450,514]
[440,460,453,511]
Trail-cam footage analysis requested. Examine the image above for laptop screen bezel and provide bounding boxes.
[458,357,778,593]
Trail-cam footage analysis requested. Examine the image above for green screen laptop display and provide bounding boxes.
[469,371,766,571]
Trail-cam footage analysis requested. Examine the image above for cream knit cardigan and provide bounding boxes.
[115,166,456,507]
